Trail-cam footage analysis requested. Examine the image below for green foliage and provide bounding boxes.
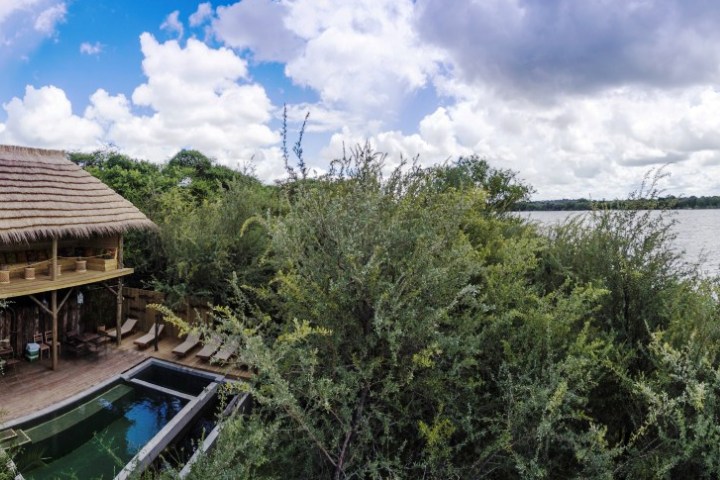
[70,149,276,303]
[185,147,646,478]
[73,146,720,479]
[433,154,534,213]
[0,450,16,480]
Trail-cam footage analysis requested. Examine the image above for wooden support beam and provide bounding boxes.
[51,238,58,281]
[28,294,52,316]
[102,282,118,297]
[51,290,58,370]
[58,288,74,312]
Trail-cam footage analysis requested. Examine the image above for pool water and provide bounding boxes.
[16,383,187,480]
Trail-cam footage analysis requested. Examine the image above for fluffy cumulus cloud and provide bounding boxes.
[212,0,303,62]
[319,85,720,199]
[213,0,440,125]
[1,33,283,179]
[93,33,280,174]
[1,85,102,149]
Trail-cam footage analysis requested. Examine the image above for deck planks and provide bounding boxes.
[0,331,249,424]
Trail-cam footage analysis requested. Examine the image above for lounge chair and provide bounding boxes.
[106,318,138,341]
[195,335,221,361]
[212,340,238,364]
[172,332,201,357]
[133,323,165,349]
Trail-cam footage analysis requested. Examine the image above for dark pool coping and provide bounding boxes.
[116,366,222,479]
[116,358,225,480]
[178,392,251,478]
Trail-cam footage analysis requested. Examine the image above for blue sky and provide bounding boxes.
[3,0,720,199]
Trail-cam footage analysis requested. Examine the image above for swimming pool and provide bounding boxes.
[1,359,224,480]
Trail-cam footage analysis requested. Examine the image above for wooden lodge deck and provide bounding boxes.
[0,266,133,299]
[0,330,249,425]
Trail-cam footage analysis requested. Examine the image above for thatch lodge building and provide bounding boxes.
[0,145,155,370]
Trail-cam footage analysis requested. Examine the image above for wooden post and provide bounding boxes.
[116,236,125,346]
[51,238,58,281]
[51,290,58,370]
[118,235,124,269]
[116,278,123,346]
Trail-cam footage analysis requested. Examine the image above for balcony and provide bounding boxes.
[0,237,132,299]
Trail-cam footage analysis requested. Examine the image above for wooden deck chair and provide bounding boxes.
[172,332,201,357]
[212,340,238,364]
[106,318,138,341]
[33,332,50,360]
[195,335,222,361]
[133,323,165,349]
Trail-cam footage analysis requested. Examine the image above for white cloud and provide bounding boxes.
[213,0,440,125]
[0,85,102,149]
[33,2,65,34]
[212,0,302,62]
[0,1,65,62]
[416,0,720,97]
[96,34,279,172]
[79,41,102,55]
[0,1,41,23]
[189,2,213,27]
[0,34,285,180]
[316,85,720,199]
[160,10,184,38]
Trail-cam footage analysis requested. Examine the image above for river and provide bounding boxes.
[522,210,720,277]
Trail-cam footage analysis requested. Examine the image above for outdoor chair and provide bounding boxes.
[106,318,138,341]
[211,340,238,364]
[33,332,50,360]
[172,332,201,357]
[195,335,221,361]
[44,330,61,356]
[133,323,165,349]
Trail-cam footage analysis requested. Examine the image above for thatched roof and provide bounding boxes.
[0,145,156,244]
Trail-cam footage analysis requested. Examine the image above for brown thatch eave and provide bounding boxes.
[0,144,157,245]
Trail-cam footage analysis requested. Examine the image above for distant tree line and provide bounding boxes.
[516,195,720,211]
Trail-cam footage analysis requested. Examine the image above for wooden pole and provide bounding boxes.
[51,238,58,281]
[116,278,123,346]
[116,236,125,346]
[118,235,124,269]
[51,289,58,370]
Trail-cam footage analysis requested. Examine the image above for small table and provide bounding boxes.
[78,333,108,356]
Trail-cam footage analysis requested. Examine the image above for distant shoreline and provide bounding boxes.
[515,196,720,211]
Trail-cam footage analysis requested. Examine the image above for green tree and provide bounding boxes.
[179,147,618,478]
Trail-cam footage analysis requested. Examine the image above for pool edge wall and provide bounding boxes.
[115,359,225,480]
[115,380,220,479]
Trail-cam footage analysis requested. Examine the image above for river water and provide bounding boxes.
[522,210,720,277]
